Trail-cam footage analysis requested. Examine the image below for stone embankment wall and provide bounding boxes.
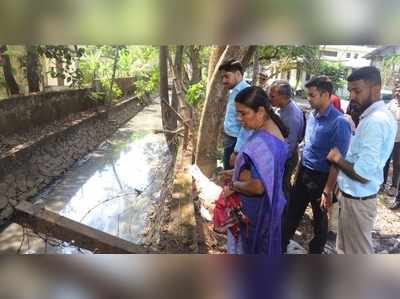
[0,91,149,222]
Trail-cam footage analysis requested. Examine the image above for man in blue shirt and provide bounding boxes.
[327,67,397,254]
[218,60,250,170]
[284,75,351,254]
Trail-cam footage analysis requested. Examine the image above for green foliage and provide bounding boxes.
[37,45,85,87]
[383,54,400,67]
[134,70,159,97]
[101,79,123,100]
[259,46,319,64]
[257,45,321,81]
[79,46,159,98]
[318,61,347,91]
[0,75,7,90]
[79,46,102,84]
[382,54,400,87]
[117,47,135,77]
[88,91,106,104]
[186,81,205,106]
[88,79,123,103]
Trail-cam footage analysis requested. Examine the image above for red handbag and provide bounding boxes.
[213,187,251,240]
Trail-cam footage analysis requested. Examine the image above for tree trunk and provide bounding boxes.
[174,46,184,81]
[183,65,191,87]
[241,46,257,70]
[171,47,180,119]
[169,46,193,150]
[56,57,64,86]
[26,46,40,93]
[160,46,177,153]
[207,46,226,90]
[252,48,259,85]
[295,63,302,90]
[0,45,20,95]
[189,46,202,84]
[107,46,120,107]
[195,46,255,177]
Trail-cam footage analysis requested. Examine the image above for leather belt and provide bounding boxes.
[340,190,376,201]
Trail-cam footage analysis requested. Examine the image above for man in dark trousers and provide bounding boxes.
[284,75,352,254]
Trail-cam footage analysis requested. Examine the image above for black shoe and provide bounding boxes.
[389,200,400,210]
[327,231,337,242]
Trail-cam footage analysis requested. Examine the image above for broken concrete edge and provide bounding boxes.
[0,96,152,224]
[13,200,157,254]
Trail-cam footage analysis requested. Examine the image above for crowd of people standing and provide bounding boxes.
[217,59,398,255]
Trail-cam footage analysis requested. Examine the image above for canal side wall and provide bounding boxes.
[0,89,97,136]
[145,140,199,253]
[0,96,150,222]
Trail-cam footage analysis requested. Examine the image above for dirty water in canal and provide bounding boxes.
[0,98,172,254]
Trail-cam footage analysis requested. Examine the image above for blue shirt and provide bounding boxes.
[223,80,250,138]
[278,99,305,157]
[337,101,397,197]
[302,104,351,173]
[234,128,253,152]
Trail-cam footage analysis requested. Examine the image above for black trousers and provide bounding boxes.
[281,151,299,252]
[223,134,237,170]
[283,151,299,202]
[284,165,329,254]
[383,142,400,189]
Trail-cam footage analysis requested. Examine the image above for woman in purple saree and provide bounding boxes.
[223,86,288,255]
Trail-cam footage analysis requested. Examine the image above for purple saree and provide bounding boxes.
[233,129,288,255]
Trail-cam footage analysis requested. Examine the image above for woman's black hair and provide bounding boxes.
[234,86,289,138]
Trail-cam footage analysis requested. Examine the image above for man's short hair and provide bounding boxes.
[218,59,244,75]
[271,80,292,98]
[305,75,333,96]
[347,66,381,86]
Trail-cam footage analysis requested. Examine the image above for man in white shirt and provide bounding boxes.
[327,67,397,254]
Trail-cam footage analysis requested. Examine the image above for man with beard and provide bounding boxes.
[284,75,351,254]
[327,66,397,254]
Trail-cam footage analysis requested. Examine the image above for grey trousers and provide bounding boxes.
[336,191,377,254]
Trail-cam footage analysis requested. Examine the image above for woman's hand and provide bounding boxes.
[219,169,234,183]
[229,152,237,168]
[223,185,235,198]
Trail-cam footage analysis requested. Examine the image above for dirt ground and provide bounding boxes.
[199,189,400,255]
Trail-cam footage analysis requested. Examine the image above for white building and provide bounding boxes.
[265,45,376,99]
[320,45,376,69]
[364,45,400,89]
